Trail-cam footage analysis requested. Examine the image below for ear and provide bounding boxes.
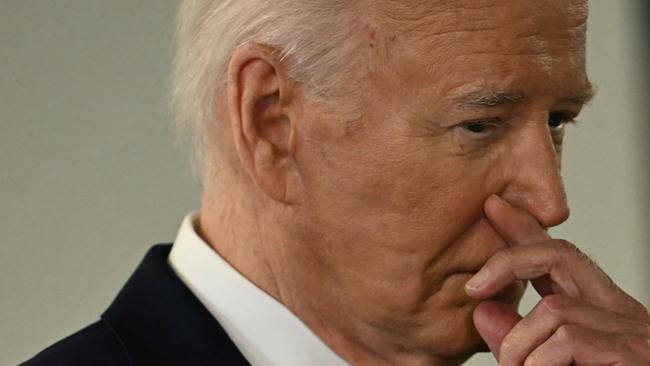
[227,43,301,204]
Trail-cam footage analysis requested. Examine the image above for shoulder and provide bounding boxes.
[20,320,131,366]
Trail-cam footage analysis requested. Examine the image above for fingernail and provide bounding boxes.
[465,268,490,291]
[492,194,506,205]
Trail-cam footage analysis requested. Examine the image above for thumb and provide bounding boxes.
[473,300,522,361]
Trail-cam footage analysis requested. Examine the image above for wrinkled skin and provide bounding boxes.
[199,0,650,365]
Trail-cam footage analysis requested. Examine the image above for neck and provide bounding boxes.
[198,189,467,366]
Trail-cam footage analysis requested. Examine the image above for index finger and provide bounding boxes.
[483,195,557,296]
[484,195,551,247]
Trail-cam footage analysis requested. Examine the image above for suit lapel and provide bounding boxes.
[102,244,251,365]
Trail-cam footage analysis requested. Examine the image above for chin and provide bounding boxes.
[411,277,526,359]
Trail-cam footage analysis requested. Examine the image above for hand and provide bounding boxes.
[465,195,650,365]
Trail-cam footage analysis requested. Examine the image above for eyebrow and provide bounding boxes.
[454,91,524,108]
[561,80,596,105]
[452,80,597,109]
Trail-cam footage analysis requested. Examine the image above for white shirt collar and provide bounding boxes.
[168,212,349,366]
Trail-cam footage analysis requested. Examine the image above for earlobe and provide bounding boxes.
[227,43,298,204]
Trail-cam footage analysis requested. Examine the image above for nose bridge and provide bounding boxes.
[501,123,570,228]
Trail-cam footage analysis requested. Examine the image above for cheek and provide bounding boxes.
[297,119,515,322]
[370,148,501,247]
[305,129,505,261]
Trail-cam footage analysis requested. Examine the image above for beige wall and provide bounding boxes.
[1,1,647,365]
[0,2,195,364]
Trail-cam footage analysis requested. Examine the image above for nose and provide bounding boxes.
[500,122,570,229]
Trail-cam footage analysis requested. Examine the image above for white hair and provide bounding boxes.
[171,0,363,183]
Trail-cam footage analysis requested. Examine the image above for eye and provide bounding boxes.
[464,123,489,133]
[548,112,574,130]
[460,119,500,135]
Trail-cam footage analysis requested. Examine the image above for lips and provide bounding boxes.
[446,261,491,278]
[491,280,527,308]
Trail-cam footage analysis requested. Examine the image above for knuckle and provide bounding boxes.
[555,324,579,344]
[539,294,570,315]
[624,334,650,357]
[639,306,650,324]
[552,239,595,267]
[621,296,650,324]
[552,239,580,258]
[523,354,543,366]
[499,335,517,359]
[491,249,514,268]
[633,320,650,338]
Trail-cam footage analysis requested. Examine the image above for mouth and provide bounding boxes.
[488,280,526,308]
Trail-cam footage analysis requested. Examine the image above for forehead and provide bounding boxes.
[375,0,588,40]
[370,0,590,103]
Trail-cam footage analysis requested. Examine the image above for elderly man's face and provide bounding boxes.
[292,0,590,358]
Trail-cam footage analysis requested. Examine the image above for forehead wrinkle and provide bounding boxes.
[376,0,503,23]
[369,1,582,82]
[366,0,589,112]
[376,0,550,40]
[374,0,586,56]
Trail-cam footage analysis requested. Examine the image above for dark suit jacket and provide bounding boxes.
[20,244,251,366]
